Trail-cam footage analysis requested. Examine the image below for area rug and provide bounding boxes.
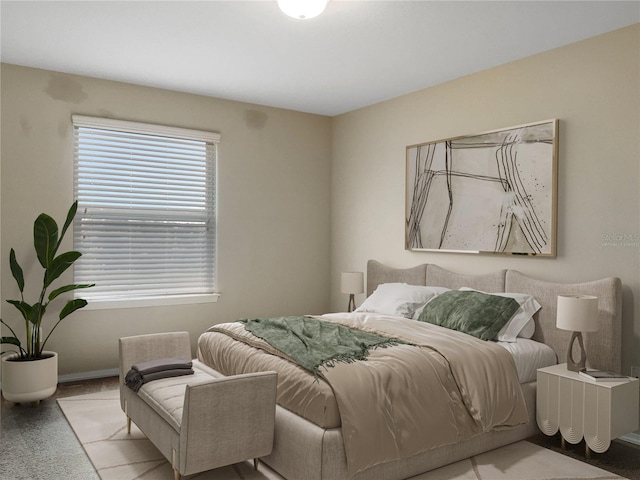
[58,390,628,480]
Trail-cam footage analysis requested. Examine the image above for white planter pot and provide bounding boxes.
[1,351,58,403]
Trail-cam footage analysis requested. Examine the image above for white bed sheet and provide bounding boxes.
[497,338,557,383]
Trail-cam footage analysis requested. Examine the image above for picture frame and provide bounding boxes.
[406,119,558,256]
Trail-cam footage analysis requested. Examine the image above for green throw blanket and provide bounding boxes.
[239,316,405,376]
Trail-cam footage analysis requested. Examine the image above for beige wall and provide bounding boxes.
[331,23,640,380]
[1,24,638,395]
[1,64,332,375]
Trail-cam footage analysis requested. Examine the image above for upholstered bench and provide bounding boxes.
[119,331,277,480]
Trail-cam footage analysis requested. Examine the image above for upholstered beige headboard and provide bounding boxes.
[366,260,622,373]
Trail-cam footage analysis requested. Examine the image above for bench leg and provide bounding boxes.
[254,458,259,470]
[171,449,181,480]
[127,416,131,434]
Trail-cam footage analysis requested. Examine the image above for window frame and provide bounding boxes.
[71,115,220,309]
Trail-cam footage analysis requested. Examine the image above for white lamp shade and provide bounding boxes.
[341,272,364,295]
[278,0,328,19]
[556,294,599,332]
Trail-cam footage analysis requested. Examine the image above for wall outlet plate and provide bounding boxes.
[631,366,640,379]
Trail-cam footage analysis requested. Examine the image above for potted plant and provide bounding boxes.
[1,201,94,404]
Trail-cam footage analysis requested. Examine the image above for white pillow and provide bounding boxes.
[459,288,541,342]
[356,283,450,318]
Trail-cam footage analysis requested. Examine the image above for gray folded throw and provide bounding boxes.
[131,357,193,375]
[125,357,194,392]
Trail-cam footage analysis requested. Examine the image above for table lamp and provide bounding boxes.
[341,272,364,312]
[556,294,599,371]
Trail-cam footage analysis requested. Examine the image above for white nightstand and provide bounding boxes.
[537,363,639,456]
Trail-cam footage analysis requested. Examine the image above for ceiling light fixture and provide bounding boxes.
[277,0,328,20]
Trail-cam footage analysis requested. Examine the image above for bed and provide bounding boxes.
[197,260,622,480]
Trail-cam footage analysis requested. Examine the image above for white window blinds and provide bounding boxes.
[72,115,219,301]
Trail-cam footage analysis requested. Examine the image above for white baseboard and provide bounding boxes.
[58,368,119,383]
[619,432,640,446]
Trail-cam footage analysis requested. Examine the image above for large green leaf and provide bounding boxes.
[6,300,33,321]
[0,336,21,347]
[57,201,78,251]
[9,248,24,293]
[1,319,26,356]
[0,335,25,356]
[30,302,45,326]
[48,283,95,302]
[59,298,88,321]
[43,251,82,288]
[1,318,21,338]
[34,213,59,268]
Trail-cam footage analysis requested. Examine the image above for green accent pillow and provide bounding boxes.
[417,290,520,341]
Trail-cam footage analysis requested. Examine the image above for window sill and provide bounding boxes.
[81,293,220,311]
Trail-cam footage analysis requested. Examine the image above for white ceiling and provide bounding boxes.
[1,1,639,116]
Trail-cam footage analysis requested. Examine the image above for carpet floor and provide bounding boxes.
[55,389,632,480]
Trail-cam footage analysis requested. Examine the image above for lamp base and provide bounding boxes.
[566,331,587,372]
[347,294,356,313]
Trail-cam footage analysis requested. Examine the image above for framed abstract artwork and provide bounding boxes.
[406,119,558,256]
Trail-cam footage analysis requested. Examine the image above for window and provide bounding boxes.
[72,115,219,305]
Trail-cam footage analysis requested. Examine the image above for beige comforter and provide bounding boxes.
[199,312,528,475]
